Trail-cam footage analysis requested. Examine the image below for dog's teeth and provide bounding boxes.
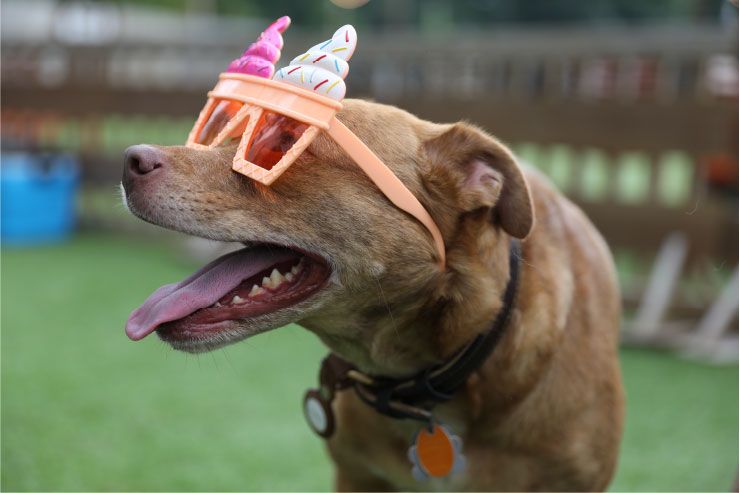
[262,276,272,288]
[214,302,222,307]
[285,272,294,282]
[231,295,245,304]
[248,284,265,297]
[270,268,286,286]
[291,262,303,275]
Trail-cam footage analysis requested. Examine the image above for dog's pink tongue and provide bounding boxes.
[126,248,293,341]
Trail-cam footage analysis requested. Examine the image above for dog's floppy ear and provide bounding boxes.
[424,122,534,239]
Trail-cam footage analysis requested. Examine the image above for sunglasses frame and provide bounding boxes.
[186,73,446,269]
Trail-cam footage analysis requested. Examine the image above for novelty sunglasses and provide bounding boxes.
[185,20,445,269]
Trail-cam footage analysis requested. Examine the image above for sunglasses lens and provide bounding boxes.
[196,100,243,145]
[246,111,309,171]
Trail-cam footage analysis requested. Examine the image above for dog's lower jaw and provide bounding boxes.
[157,321,246,353]
[155,285,336,353]
[157,320,269,353]
[158,315,292,353]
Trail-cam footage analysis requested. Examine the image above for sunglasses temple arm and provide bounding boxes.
[327,117,446,271]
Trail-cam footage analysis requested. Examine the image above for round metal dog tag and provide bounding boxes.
[303,389,335,438]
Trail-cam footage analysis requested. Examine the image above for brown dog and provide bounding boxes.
[122,99,624,491]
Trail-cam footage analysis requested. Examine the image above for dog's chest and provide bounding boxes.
[386,469,469,492]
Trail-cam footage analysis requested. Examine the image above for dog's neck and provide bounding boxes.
[304,226,515,379]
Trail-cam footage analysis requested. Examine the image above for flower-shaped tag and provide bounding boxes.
[407,424,466,482]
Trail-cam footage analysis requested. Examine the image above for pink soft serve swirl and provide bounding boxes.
[226,16,291,78]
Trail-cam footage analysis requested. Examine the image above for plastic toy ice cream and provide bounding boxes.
[187,16,290,147]
[229,24,357,185]
[185,18,446,269]
[274,24,357,100]
[226,15,291,78]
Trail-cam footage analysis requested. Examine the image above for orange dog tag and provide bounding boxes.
[408,424,466,482]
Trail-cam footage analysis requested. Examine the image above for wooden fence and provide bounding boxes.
[3,23,737,359]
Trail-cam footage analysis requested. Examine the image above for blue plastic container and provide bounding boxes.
[1,152,80,246]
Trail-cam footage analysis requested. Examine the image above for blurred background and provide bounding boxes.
[1,0,738,491]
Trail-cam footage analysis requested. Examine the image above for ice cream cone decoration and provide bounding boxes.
[226,16,291,78]
[273,25,357,101]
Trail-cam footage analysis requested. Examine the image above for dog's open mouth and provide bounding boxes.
[125,244,331,342]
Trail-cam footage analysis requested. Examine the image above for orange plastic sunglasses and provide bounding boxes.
[185,73,445,269]
[185,54,445,270]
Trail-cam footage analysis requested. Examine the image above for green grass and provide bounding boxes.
[2,234,737,491]
[611,350,738,492]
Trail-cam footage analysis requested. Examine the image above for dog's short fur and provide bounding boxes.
[123,99,624,491]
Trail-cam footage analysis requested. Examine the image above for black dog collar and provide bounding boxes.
[304,240,522,437]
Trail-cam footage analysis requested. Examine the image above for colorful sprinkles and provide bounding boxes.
[326,80,340,93]
[272,24,357,101]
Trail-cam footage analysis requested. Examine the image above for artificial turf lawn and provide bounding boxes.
[2,234,737,491]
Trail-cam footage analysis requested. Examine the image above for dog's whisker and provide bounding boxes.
[374,274,399,342]
[221,347,237,374]
[210,351,220,371]
[513,248,543,276]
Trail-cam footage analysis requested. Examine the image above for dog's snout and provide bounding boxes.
[125,145,164,176]
[122,145,166,193]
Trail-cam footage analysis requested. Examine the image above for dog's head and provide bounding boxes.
[122,99,533,375]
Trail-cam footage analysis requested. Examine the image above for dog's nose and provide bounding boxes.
[122,145,165,192]
[125,145,164,176]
